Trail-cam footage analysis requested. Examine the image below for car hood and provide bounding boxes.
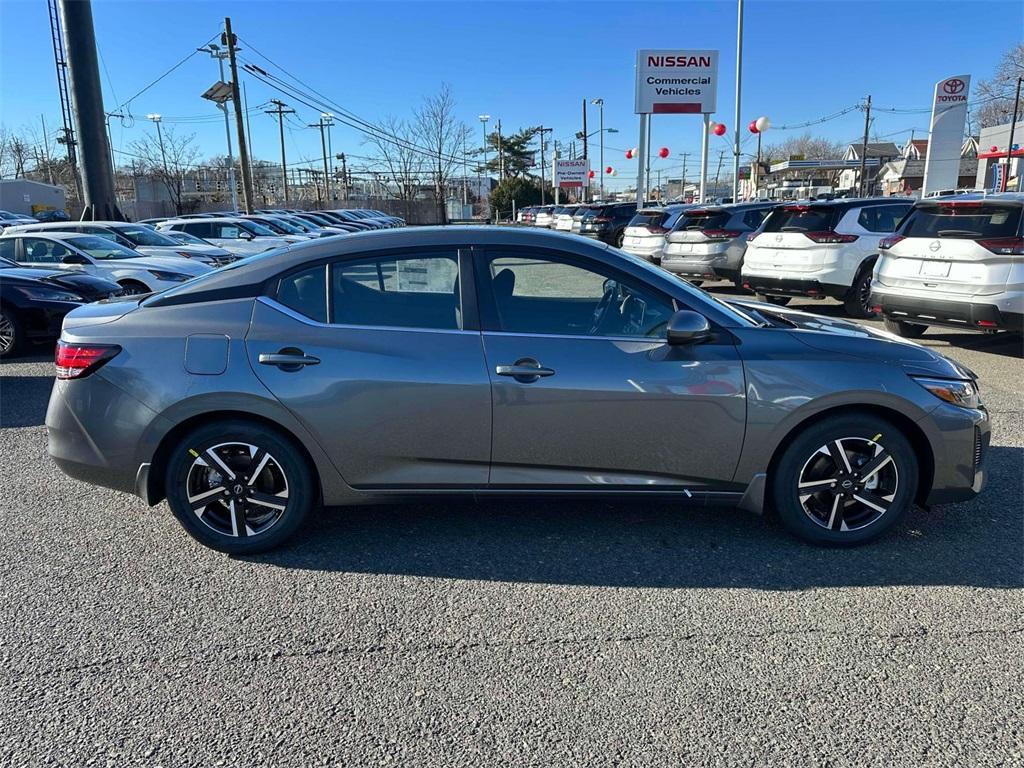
[135,244,233,260]
[728,298,974,379]
[103,255,212,276]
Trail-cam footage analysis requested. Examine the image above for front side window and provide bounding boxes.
[21,237,70,264]
[67,236,142,260]
[482,252,674,339]
[117,226,178,246]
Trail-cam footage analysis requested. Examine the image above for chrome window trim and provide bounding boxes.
[482,330,667,344]
[257,296,474,336]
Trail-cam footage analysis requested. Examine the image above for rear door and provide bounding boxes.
[880,200,1023,296]
[475,246,746,489]
[246,247,492,488]
[750,204,843,271]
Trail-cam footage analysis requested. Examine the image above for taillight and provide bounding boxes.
[702,229,741,241]
[746,232,760,242]
[55,341,120,380]
[879,234,905,250]
[803,231,859,244]
[592,216,612,223]
[976,236,1024,255]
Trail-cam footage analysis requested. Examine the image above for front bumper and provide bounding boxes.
[871,290,1024,333]
[921,402,990,506]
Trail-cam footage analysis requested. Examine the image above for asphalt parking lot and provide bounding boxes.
[1,289,1021,767]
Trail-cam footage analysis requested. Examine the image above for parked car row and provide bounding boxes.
[0,209,71,232]
[515,195,1022,336]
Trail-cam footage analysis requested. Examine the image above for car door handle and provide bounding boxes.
[258,350,320,369]
[495,359,555,382]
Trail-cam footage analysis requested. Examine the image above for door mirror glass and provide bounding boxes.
[62,254,89,265]
[239,230,255,240]
[666,310,711,345]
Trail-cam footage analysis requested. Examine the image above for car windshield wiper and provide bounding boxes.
[936,229,982,237]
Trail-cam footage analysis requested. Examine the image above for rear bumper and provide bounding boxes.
[871,290,1024,332]
[661,255,736,279]
[740,274,847,299]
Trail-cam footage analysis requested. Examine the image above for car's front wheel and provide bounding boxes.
[770,414,918,545]
[0,306,21,358]
[165,421,315,554]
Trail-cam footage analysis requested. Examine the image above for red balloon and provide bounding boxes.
[658,147,670,159]
[991,145,999,152]
[749,120,759,134]
[625,149,634,159]
[605,166,613,174]
[588,169,595,178]
[713,123,727,137]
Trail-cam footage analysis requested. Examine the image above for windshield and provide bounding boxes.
[262,217,304,234]
[117,225,179,246]
[238,220,278,237]
[167,230,208,245]
[68,235,144,259]
[283,217,316,232]
[901,203,1023,238]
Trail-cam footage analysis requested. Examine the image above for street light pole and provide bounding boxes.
[732,0,744,202]
[478,114,490,216]
[146,113,168,175]
[592,98,605,201]
[321,113,335,200]
[199,44,239,210]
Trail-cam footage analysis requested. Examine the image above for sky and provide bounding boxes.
[1,0,1020,190]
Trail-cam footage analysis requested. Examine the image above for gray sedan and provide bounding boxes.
[46,227,990,553]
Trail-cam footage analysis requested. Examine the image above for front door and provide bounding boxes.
[475,248,746,489]
[246,248,492,489]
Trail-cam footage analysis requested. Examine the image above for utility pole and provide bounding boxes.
[582,99,589,202]
[496,119,504,182]
[40,115,55,185]
[714,149,726,193]
[679,152,691,200]
[308,117,332,205]
[199,44,239,210]
[336,153,349,201]
[537,126,552,205]
[223,17,254,213]
[858,94,872,197]
[265,99,294,203]
[58,0,122,220]
[1003,76,1022,192]
[321,113,335,200]
[732,0,744,202]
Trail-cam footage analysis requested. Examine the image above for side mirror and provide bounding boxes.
[239,231,255,241]
[666,310,712,345]
[62,254,89,265]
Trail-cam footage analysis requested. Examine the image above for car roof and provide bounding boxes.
[915,191,1024,207]
[0,230,108,242]
[161,217,254,224]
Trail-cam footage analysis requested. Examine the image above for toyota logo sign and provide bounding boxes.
[943,79,966,95]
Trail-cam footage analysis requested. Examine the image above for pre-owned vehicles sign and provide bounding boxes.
[635,49,719,114]
[555,158,590,188]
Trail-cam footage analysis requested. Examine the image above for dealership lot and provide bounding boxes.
[1,292,1021,766]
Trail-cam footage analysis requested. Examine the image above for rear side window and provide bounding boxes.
[900,203,1023,239]
[0,239,15,261]
[181,222,213,237]
[740,208,772,230]
[763,206,840,233]
[277,265,328,323]
[330,252,460,330]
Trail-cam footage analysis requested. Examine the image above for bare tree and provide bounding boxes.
[975,43,1024,129]
[414,84,470,223]
[762,132,847,164]
[130,127,199,215]
[364,115,426,201]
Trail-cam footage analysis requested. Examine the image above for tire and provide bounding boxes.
[164,420,315,554]
[883,316,927,338]
[688,279,704,287]
[843,266,875,319]
[614,230,625,248]
[756,293,791,306]
[0,306,22,358]
[118,280,150,296]
[770,414,919,546]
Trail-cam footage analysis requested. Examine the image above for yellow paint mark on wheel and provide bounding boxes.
[872,433,882,442]
[188,448,199,458]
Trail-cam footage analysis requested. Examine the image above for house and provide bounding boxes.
[975,120,1024,191]
[836,143,901,193]
[877,137,979,197]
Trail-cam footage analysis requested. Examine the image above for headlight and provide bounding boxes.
[176,251,196,259]
[14,285,84,302]
[913,376,981,409]
[146,269,190,282]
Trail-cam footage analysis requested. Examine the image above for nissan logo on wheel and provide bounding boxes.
[943,78,966,95]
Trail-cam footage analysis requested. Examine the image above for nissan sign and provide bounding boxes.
[635,49,719,115]
[555,158,590,188]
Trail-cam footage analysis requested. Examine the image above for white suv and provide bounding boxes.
[870,193,1024,337]
[741,198,913,317]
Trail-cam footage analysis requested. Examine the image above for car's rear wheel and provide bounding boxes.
[883,317,927,338]
[165,421,314,554]
[0,306,21,358]
[756,293,791,306]
[770,414,918,545]
[843,267,875,319]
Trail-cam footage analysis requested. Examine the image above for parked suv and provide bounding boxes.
[870,193,1024,337]
[158,217,297,257]
[577,202,639,246]
[661,202,775,284]
[532,206,557,228]
[621,204,690,263]
[741,198,913,316]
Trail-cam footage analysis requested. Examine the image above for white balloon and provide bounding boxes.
[709,121,719,131]
[755,116,771,132]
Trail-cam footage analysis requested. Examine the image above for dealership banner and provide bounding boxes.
[635,49,719,114]
[922,74,970,195]
[555,158,590,188]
